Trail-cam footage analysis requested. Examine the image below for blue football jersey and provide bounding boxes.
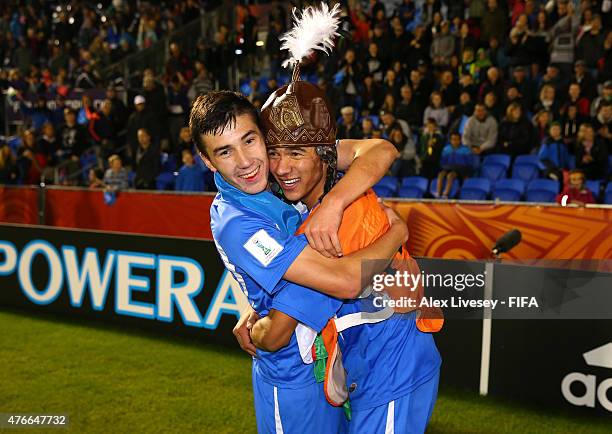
[210,189,342,387]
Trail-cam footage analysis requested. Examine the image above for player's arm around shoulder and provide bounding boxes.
[302,138,399,258]
[283,205,408,299]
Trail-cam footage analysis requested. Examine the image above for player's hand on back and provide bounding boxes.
[303,197,344,258]
[233,308,259,357]
[380,202,409,244]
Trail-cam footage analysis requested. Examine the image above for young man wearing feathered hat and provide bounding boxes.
[189,6,408,433]
[252,4,443,433]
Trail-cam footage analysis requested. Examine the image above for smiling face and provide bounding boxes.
[199,113,269,194]
[268,146,326,209]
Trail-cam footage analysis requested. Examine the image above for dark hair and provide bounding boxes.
[189,91,259,155]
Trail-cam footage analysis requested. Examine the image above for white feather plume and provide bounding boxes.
[280,3,341,69]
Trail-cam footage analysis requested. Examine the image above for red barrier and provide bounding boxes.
[0,186,38,224]
[1,186,611,259]
[44,187,214,240]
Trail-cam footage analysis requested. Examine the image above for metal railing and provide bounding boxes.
[101,13,230,90]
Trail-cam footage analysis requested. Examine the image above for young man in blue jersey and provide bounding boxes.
[189,90,406,433]
[254,112,441,434]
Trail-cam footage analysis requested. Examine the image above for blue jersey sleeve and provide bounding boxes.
[216,213,308,295]
[271,283,342,332]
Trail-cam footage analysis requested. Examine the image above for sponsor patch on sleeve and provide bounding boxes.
[243,229,284,267]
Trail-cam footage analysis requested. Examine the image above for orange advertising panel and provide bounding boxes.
[389,201,612,260]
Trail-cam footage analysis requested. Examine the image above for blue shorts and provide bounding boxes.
[348,372,439,434]
[252,365,346,434]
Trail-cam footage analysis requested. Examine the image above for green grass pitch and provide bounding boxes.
[0,310,609,434]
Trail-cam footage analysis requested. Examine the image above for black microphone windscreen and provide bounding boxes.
[494,229,522,254]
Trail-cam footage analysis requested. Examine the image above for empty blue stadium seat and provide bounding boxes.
[526,179,559,202]
[483,154,512,170]
[459,178,491,200]
[373,185,396,197]
[480,163,508,182]
[429,178,459,199]
[493,179,526,202]
[397,177,428,199]
[512,154,540,183]
[156,172,176,190]
[514,155,540,166]
[512,162,540,183]
[401,176,428,191]
[373,176,398,197]
[397,186,424,198]
[585,180,602,198]
[604,183,612,204]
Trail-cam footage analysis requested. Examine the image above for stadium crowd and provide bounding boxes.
[0,0,611,203]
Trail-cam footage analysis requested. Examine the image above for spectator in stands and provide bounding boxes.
[94,99,120,159]
[59,108,89,160]
[572,60,597,101]
[103,154,129,191]
[418,118,445,179]
[361,118,375,139]
[549,0,579,78]
[380,109,411,141]
[175,150,206,192]
[437,131,473,198]
[335,48,362,108]
[538,122,572,183]
[382,69,402,103]
[483,91,503,122]
[481,0,507,45]
[38,122,59,166]
[575,124,608,180]
[462,103,498,155]
[365,42,384,82]
[337,106,363,139]
[534,84,560,118]
[593,101,612,145]
[389,127,416,178]
[167,75,190,148]
[17,129,47,185]
[561,104,583,153]
[105,85,128,130]
[0,142,17,184]
[133,128,159,190]
[591,81,612,118]
[533,109,552,147]
[360,75,382,115]
[423,91,449,132]
[188,60,214,101]
[166,42,191,81]
[430,20,454,68]
[576,14,605,72]
[175,127,194,166]
[497,102,533,158]
[126,95,157,160]
[564,82,590,117]
[396,84,421,131]
[88,167,105,189]
[143,73,168,128]
[556,169,595,206]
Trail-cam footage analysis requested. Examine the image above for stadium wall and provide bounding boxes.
[1,186,610,260]
[0,223,610,416]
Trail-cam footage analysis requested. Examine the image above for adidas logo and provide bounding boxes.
[561,343,612,412]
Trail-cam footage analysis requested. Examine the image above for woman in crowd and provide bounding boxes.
[498,102,533,158]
